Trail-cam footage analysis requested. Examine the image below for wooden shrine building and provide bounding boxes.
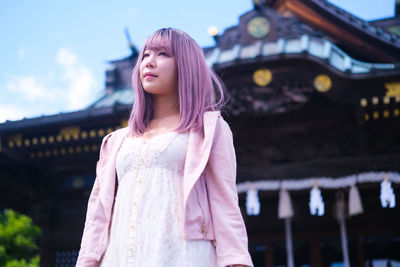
[1,0,400,266]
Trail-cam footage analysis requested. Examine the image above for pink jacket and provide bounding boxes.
[76,111,253,267]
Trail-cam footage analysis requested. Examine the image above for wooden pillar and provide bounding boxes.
[284,218,294,267]
[337,191,350,267]
[309,236,322,267]
[265,241,275,267]
[357,234,365,267]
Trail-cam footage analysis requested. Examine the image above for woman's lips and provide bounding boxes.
[144,72,157,78]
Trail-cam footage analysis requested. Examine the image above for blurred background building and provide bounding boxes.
[0,0,400,266]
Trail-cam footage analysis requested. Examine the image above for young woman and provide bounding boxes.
[76,28,253,267]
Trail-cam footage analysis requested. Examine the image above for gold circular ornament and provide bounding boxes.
[314,74,332,93]
[247,16,270,39]
[253,69,272,87]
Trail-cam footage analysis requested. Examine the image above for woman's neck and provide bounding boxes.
[151,94,180,120]
[145,94,180,135]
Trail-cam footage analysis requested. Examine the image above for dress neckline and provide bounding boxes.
[126,130,183,143]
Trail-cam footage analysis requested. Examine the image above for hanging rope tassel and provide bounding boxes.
[349,184,363,216]
[278,188,294,219]
[246,183,260,216]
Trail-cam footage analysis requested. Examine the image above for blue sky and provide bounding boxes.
[0,0,395,123]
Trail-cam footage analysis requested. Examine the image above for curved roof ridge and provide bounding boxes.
[205,34,398,75]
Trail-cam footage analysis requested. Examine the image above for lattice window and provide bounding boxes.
[55,250,78,267]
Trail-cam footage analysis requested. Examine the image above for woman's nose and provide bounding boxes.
[145,55,155,68]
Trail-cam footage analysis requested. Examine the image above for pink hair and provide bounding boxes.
[128,28,227,135]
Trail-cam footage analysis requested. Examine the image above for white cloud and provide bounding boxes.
[18,47,25,61]
[57,48,96,110]
[64,66,95,109]
[7,76,51,101]
[57,48,77,68]
[1,48,97,122]
[2,75,59,122]
[0,105,28,123]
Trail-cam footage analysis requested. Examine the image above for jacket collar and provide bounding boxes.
[183,111,220,203]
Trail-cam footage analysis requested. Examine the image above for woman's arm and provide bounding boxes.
[205,117,253,267]
[76,177,102,267]
[76,134,113,267]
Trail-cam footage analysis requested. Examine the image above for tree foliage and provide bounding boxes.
[0,209,41,267]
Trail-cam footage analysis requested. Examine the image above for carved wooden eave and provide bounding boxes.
[265,0,400,63]
[205,34,400,116]
[0,105,131,171]
[202,3,400,118]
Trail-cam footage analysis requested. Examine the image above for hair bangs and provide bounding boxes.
[143,29,173,55]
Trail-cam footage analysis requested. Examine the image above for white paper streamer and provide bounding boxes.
[236,171,400,193]
[309,187,325,216]
[246,188,260,215]
[380,178,396,208]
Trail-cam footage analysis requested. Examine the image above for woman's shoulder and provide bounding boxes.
[202,111,233,140]
[99,127,129,150]
[105,127,129,139]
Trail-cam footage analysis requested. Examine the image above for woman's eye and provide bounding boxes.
[159,51,169,56]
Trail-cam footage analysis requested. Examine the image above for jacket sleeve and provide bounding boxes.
[76,134,112,267]
[205,117,254,267]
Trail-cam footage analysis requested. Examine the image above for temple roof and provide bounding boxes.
[88,88,134,109]
[205,34,399,76]
[0,105,130,133]
[1,0,399,130]
[264,0,400,62]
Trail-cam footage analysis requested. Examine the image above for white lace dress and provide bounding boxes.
[100,131,217,267]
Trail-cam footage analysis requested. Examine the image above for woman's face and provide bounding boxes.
[139,48,178,97]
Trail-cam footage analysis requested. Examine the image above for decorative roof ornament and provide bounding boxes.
[314,74,332,93]
[208,26,219,43]
[247,16,271,39]
[124,28,139,58]
[252,0,266,10]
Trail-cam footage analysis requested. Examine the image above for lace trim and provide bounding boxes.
[126,139,150,266]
